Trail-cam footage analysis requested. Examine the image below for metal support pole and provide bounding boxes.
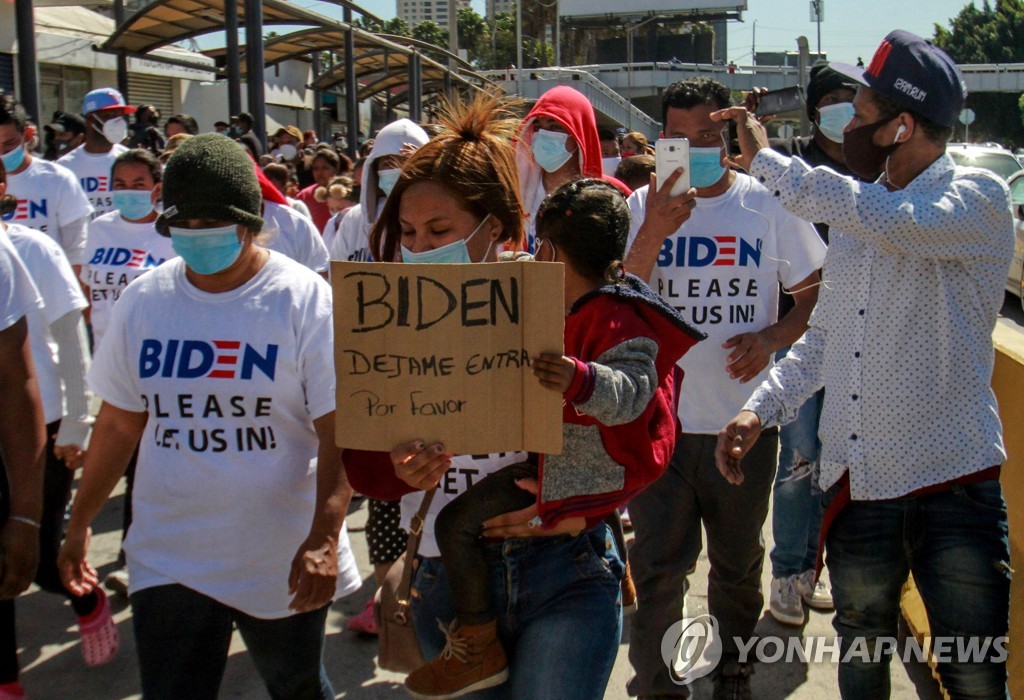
[516,0,523,89]
[408,50,422,123]
[311,52,324,141]
[113,0,129,100]
[343,6,358,161]
[243,0,266,147]
[225,0,242,117]
[797,36,810,137]
[14,0,40,124]
[554,0,560,67]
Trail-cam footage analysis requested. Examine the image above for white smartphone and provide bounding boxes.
[655,138,691,196]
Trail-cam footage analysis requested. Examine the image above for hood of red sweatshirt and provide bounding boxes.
[516,86,630,209]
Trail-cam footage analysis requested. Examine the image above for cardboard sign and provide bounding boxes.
[333,260,565,455]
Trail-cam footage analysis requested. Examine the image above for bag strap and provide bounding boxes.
[393,488,436,622]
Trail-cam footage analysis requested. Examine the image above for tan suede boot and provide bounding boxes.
[404,619,509,699]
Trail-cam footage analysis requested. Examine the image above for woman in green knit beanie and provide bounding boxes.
[59,132,361,698]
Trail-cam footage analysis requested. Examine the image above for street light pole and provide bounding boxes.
[626,15,664,132]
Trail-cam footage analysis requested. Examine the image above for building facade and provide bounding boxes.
[396,0,471,31]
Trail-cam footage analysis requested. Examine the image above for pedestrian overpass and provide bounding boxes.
[488,62,1024,139]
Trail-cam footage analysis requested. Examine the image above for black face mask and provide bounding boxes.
[842,117,899,181]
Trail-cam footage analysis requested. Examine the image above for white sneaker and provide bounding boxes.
[769,576,805,626]
[796,569,834,610]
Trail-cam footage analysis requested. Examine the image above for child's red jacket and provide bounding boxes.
[537,274,704,527]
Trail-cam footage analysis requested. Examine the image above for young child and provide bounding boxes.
[404,179,705,699]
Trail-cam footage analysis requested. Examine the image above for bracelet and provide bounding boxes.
[8,516,41,529]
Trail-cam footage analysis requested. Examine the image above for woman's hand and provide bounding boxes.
[481,478,586,538]
[288,534,339,613]
[57,526,98,597]
[53,443,85,470]
[532,353,576,393]
[390,440,452,490]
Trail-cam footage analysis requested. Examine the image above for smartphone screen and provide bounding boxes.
[755,86,805,117]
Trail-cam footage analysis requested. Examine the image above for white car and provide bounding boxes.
[946,143,1023,182]
[1008,171,1024,308]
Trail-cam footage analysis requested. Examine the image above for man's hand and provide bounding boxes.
[53,443,85,470]
[532,353,576,393]
[715,411,763,486]
[481,478,586,538]
[643,170,697,241]
[710,106,770,173]
[288,534,339,613]
[0,519,40,599]
[722,331,773,383]
[390,440,452,491]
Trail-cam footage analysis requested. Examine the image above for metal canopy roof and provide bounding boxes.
[198,26,489,101]
[254,27,475,73]
[104,0,380,55]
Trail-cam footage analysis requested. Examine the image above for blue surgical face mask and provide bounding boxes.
[817,102,856,144]
[377,168,400,197]
[401,214,492,264]
[531,129,574,173]
[689,147,726,189]
[113,190,155,221]
[169,224,243,275]
[1,143,25,173]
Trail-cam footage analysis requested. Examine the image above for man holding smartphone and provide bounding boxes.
[624,77,825,699]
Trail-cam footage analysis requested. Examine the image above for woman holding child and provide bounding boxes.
[344,92,702,700]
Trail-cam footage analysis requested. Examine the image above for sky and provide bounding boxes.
[279,0,977,66]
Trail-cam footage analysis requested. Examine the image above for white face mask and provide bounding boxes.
[98,115,128,145]
[601,156,621,176]
[278,143,298,161]
[816,102,856,144]
[401,214,492,264]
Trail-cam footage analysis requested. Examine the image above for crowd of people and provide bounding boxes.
[0,27,1014,700]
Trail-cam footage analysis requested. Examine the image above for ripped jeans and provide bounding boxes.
[769,362,824,579]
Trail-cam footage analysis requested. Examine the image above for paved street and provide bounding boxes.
[17,476,945,699]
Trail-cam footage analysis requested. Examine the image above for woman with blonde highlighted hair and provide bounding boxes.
[347,91,625,700]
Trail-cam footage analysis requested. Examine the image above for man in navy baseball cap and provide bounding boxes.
[715,28,1014,700]
[831,30,966,129]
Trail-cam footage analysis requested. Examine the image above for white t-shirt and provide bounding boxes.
[328,203,375,264]
[57,144,129,219]
[5,224,88,423]
[0,233,42,332]
[627,174,826,434]
[2,158,93,255]
[81,211,177,350]
[88,252,361,618]
[261,201,330,273]
[400,451,528,558]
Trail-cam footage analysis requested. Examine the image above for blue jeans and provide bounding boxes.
[825,480,1011,699]
[411,524,624,699]
[770,386,824,578]
[130,584,334,700]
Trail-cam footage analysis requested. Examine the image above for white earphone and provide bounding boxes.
[893,124,907,144]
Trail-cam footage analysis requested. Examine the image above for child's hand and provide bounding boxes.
[532,353,576,393]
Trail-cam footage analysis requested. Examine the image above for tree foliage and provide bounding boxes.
[933,0,1024,147]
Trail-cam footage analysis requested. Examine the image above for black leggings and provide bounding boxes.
[434,461,538,626]
[0,421,99,682]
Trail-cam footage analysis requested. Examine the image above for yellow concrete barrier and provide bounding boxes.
[900,321,1023,697]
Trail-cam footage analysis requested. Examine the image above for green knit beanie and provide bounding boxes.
[156,133,264,236]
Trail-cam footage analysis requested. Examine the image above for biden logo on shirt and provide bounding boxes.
[90,247,167,269]
[139,339,278,381]
[658,236,762,268]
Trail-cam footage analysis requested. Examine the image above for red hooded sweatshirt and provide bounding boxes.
[516,87,631,243]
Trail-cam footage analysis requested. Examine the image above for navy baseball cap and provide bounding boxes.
[831,30,966,128]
